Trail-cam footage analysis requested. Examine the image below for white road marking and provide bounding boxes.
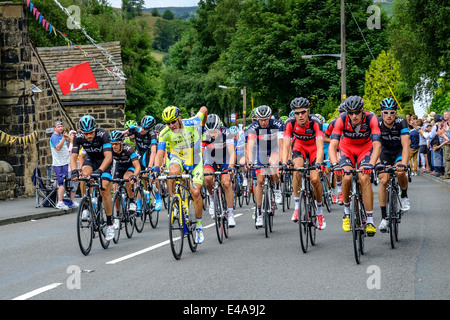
[106,213,243,265]
[12,283,62,300]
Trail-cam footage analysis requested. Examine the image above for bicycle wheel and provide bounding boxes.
[148,186,160,229]
[351,195,362,264]
[77,197,93,256]
[262,186,270,238]
[134,186,146,233]
[112,192,122,244]
[298,191,309,253]
[322,176,332,213]
[97,198,110,250]
[125,197,135,238]
[309,198,317,246]
[168,195,184,260]
[268,188,274,233]
[222,188,229,239]
[388,190,400,248]
[214,189,224,243]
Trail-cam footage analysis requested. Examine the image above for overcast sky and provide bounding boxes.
[108,0,199,8]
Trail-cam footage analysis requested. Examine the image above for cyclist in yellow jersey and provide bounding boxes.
[154,105,208,243]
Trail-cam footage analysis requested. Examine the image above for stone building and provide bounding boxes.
[0,2,126,199]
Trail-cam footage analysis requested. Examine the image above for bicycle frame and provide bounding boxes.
[204,171,229,243]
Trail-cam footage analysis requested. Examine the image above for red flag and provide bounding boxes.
[56,61,98,95]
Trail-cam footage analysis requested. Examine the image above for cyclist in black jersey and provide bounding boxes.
[375,98,411,232]
[70,115,114,241]
[126,115,162,211]
[110,130,141,212]
[246,105,284,227]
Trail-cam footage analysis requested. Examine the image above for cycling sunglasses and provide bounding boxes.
[294,109,309,116]
[382,110,396,116]
[347,110,362,116]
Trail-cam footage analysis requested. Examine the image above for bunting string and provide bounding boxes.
[0,130,38,146]
[25,0,127,83]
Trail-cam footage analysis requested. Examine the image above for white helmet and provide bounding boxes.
[255,105,272,119]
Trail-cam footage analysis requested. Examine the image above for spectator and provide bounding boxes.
[430,122,445,176]
[50,121,70,210]
[417,119,431,172]
[409,120,420,175]
[441,110,450,179]
[67,130,80,208]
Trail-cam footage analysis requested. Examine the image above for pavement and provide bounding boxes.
[0,170,449,227]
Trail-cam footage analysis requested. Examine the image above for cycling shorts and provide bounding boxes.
[83,155,112,181]
[168,156,204,186]
[292,145,318,166]
[204,162,230,174]
[379,148,403,166]
[113,165,135,180]
[338,143,372,168]
[254,152,279,175]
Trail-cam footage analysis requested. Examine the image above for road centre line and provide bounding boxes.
[12,283,62,300]
[106,213,243,265]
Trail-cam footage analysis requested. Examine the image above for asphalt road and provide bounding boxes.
[1,175,449,304]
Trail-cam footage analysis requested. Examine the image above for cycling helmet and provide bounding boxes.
[379,97,398,111]
[255,105,272,119]
[125,119,137,129]
[162,106,180,123]
[250,109,256,119]
[338,103,346,113]
[110,130,125,142]
[229,126,239,136]
[344,96,364,111]
[289,110,294,117]
[290,97,310,110]
[78,115,97,133]
[154,123,166,133]
[205,114,221,131]
[141,115,156,130]
[315,114,325,124]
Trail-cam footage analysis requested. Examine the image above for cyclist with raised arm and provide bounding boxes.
[375,98,410,232]
[281,98,326,230]
[329,96,381,236]
[70,115,114,241]
[246,105,284,228]
[110,130,141,213]
[202,114,236,227]
[127,116,162,211]
[155,105,208,243]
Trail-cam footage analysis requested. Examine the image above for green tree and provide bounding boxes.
[162,9,175,20]
[363,50,402,114]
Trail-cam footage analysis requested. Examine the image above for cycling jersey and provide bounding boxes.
[72,128,111,159]
[378,116,409,150]
[234,131,245,160]
[112,143,139,179]
[72,128,112,179]
[378,116,409,165]
[284,115,323,164]
[128,126,157,167]
[247,118,284,157]
[157,111,205,185]
[330,111,381,168]
[202,126,234,166]
[330,111,381,145]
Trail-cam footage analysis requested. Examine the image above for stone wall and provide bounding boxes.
[0,2,126,200]
[0,2,37,198]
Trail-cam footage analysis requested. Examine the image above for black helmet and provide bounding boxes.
[290,97,310,110]
[338,103,346,113]
[141,115,156,130]
[78,115,97,133]
[110,130,125,142]
[154,123,166,133]
[379,98,398,111]
[205,114,221,131]
[344,96,364,111]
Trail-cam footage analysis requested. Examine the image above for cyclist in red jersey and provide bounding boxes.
[329,96,381,236]
[281,97,326,230]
